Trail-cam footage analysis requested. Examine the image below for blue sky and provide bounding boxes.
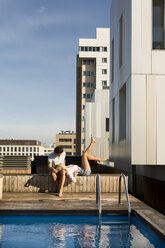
[0,0,111,144]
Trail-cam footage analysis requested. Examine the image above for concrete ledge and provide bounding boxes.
[3,174,127,193]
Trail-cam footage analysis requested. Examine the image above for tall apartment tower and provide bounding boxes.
[110,0,165,213]
[76,28,110,155]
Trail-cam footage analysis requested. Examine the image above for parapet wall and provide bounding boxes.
[3,174,127,193]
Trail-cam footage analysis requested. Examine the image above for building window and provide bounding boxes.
[119,84,126,141]
[62,145,72,149]
[102,47,107,52]
[22,147,25,152]
[82,60,95,65]
[83,93,93,99]
[102,81,107,86]
[83,71,95,76]
[11,147,13,152]
[102,58,107,63]
[18,147,21,152]
[83,82,94,88]
[34,147,36,152]
[7,147,9,152]
[153,0,165,49]
[79,46,100,52]
[112,99,115,143]
[66,152,72,155]
[80,46,84,51]
[111,38,114,82]
[82,105,85,110]
[3,147,5,152]
[106,118,109,132]
[15,147,17,152]
[0,147,1,152]
[59,139,72,142]
[102,69,107,74]
[26,147,28,152]
[119,14,123,67]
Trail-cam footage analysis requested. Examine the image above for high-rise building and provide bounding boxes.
[56,130,76,156]
[110,0,165,213]
[76,28,110,155]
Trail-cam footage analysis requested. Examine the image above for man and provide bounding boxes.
[48,145,66,197]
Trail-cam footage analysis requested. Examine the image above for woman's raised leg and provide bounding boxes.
[82,135,96,170]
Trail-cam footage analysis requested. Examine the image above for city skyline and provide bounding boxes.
[0,0,111,144]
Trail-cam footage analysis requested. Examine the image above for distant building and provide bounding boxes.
[43,144,55,156]
[56,131,76,156]
[0,140,45,160]
[76,28,110,155]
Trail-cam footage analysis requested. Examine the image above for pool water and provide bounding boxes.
[0,215,164,248]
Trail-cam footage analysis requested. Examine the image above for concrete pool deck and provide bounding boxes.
[0,192,164,241]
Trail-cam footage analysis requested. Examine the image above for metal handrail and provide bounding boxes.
[118,174,131,217]
[96,174,102,217]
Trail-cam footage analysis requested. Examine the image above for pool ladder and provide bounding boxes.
[96,173,131,221]
[96,174,101,220]
[119,173,131,222]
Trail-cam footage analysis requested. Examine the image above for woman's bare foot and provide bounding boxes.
[91,135,96,143]
[97,158,107,163]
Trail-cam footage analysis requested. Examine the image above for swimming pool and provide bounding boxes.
[0,215,164,248]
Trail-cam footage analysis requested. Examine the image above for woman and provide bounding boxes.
[66,135,106,182]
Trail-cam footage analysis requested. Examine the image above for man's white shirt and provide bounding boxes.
[48,151,66,168]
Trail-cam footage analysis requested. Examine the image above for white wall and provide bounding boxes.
[85,89,109,159]
[110,0,132,163]
[110,0,165,167]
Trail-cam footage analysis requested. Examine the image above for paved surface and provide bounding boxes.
[0,192,164,241]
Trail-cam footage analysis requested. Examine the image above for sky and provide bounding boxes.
[0,0,111,145]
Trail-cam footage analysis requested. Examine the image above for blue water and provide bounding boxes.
[0,215,164,248]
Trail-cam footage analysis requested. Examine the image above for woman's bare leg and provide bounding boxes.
[82,135,96,171]
[84,135,96,154]
[82,135,106,170]
[86,154,106,163]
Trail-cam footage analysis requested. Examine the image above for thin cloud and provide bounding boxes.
[36,6,46,14]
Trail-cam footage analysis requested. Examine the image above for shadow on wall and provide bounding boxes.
[24,174,73,193]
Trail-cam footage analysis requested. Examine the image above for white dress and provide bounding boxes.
[66,165,80,183]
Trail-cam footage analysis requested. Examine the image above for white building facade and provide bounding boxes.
[0,140,46,160]
[110,0,165,207]
[85,89,109,159]
[76,28,110,156]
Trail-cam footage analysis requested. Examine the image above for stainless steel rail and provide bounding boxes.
[118,174,131,217]
[96,174,102,217]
